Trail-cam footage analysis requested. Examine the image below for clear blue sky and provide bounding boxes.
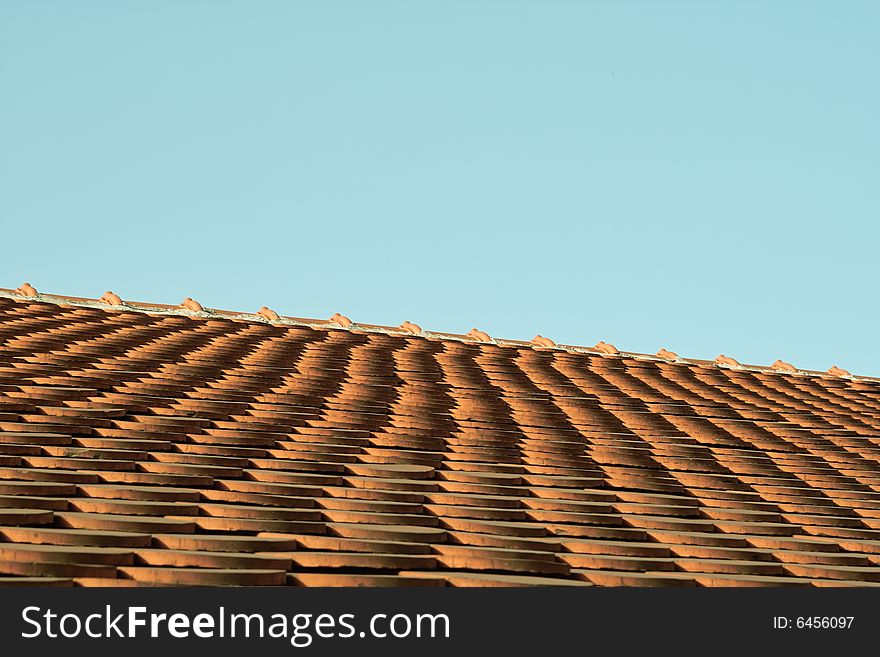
[2,2,878,374]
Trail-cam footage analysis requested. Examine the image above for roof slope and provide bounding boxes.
[2,290,880,587]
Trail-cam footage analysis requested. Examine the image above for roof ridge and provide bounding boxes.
[0,284,872,383]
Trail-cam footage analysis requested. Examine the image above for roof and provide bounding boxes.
[2,284,880,587]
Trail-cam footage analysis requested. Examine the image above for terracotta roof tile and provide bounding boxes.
[0,286,876,586]
[467,328,492,343]
[180,298,204,313]
[13,283,38,298]
[771,359,797,373]
[257,306,280,322]
[330,313,352,328]
[99,291,124,306]
[399,321,422,335]
[530,335,556,348]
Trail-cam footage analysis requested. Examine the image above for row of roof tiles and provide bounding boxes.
[1,288,880,586]
[5,283,856,380]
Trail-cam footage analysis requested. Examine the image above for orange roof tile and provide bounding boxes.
[467,328,491,343]
[714,354,741,368]
[530,335,556,348]
[0,286,876,587]
[257,306,280,322]
[771,359,797,373]
[14,282,38,298]
[399,321,422,335]
[99,291,124,306]
[593,341,618,355]
[329,312,352,328]
[180,297,204,313]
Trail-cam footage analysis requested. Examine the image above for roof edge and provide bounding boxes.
[0,286,874,383]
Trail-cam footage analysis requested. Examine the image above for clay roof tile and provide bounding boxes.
[399,321,422,335]
[0,286,878,588]
[656,348,679,360]
[827,365,852,378]
[257,306,280,322]
[330,312,353,328]
[467,328,492,343]
[99,291,124,306]
[530,335,556,348]
[14,282,38,297]
[180,298,204,313]
[771,359,797,373]
[714,354,741,368]
[594,341,618,355]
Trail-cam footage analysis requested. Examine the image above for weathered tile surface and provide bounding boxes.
[0,288,878,586]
